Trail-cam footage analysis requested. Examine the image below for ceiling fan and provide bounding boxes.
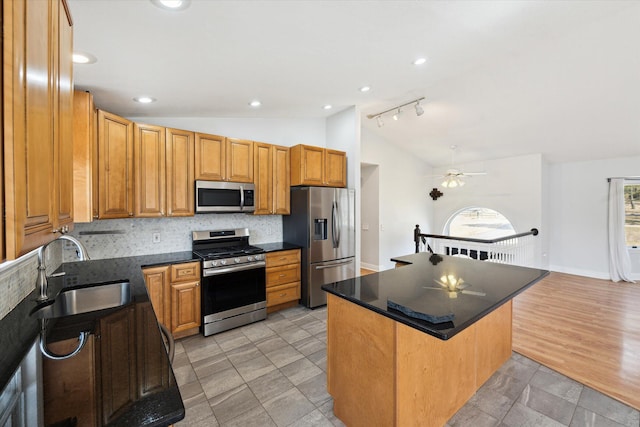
[435,146,487,188]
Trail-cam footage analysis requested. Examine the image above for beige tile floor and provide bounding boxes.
[173,305,640,427]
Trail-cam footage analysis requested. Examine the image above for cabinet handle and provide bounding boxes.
[280,293,287,297]
[279,274,286,277]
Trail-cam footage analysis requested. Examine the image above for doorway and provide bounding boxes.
[361,163,380,271]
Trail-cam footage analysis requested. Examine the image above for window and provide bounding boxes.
[625,182,640,247]
[445,207,515,239]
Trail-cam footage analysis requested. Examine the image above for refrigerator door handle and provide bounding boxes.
[314,259,353,270]
[332,201,341,248]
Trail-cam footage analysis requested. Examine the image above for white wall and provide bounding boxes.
[548,155,640,280]
[361,128,432,270]
[361,164,380,270]
[128,116,326,148]
[432,154,545,268]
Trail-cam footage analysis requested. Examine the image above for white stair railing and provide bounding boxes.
[414,225,539,267]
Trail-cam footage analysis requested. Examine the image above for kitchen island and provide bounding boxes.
[322,252,549,427]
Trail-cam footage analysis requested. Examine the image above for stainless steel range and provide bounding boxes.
[192,228,266,336]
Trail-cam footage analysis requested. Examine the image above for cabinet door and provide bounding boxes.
[4,0,57,257]
[136,302,171,398]
[272,145,290,214]
[194,132,225,180]
[99,307,137,425]
[143,265,171,326]
[72,90,97,223]
[226,138,254,183]
[325,149,347,187]
[98,110,134,219]
[166,128,194,216]
[54,0,74,231]
[290,145,324,186]
[170,280,201,335]
[134,123,166,217]
[253,142,273,215]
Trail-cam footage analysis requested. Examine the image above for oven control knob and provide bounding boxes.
[212,261,218,267]
[220,260,227,265]
[235,257,241,263]
[256,254,264,261]
[247,256,254,262]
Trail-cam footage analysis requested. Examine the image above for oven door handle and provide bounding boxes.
[203,261,266,277]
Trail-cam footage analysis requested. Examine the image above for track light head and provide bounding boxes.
[392,109,401,121]
[415,101,424,116]
[377,116,384,127]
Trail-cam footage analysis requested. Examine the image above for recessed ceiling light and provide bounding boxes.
[72,51,97,64]
[249,100,262,107]
[133,96,156,104]
[413,57,427,65]
[359,86,371,93]
[323,105,332,110]
[150,0,191,11]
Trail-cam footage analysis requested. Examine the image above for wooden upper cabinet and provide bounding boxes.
[3,0,74,258]
[195,132,225,181]
[98,110,134,219]
[72,90,98,222]
[272,145,291,214]
[290,144,346,188]
[253,142,273,215]
[166,128,195,216]
[254,142,290,215]
[55,0,74,232]
[290,144,324,186]
[134,123,166,217]
[324,149,347,188]
[226,138,254,183]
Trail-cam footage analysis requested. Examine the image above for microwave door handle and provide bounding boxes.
[239,185,245,211]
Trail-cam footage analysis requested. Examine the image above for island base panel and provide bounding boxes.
[327,293,396,427]
[327,295,512,427]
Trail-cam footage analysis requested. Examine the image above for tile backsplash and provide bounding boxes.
[0,214,281,320]
[68,214,283,261]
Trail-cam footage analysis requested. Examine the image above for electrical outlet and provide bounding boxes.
[152,232,161,243]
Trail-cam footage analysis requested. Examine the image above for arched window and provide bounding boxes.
[445,207,515,239]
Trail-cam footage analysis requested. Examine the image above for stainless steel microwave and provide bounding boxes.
[195,181,255,213]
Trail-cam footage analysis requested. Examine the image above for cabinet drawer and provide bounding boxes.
[265,249,301,267]
[266,264,301,287]
[267,282,300,307]
[170,261,200,282]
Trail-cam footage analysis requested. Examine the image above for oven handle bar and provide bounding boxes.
[203,261,266,277]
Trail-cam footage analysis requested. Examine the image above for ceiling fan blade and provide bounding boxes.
[461,290,486,296]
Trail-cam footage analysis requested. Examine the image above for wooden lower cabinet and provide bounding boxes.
[143,261,201,339]
[265,249,301,313]
[42,303,173,426]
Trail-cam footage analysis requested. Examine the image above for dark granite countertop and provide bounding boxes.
[0,251,198,427]
[254,241,302,252]
[322,252,549,340]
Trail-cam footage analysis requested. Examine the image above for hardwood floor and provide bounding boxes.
[513,272,640,410]
[359,268,376,276]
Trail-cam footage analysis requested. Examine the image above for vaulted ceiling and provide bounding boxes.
[68,0,640,167]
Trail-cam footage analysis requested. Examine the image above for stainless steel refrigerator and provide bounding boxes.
[283,187,356,308]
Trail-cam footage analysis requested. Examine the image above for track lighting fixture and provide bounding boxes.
[366,97,425,127]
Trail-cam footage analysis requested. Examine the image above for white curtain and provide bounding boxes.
[608,179,635,283]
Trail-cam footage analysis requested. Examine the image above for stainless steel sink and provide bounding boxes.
[31,281,131,318]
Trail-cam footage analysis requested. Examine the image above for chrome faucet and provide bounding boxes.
[36,235,90,302]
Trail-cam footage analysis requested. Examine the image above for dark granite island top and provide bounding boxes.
[322,253,550,427]
[0,251,197,427]
[322,252,549,340]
